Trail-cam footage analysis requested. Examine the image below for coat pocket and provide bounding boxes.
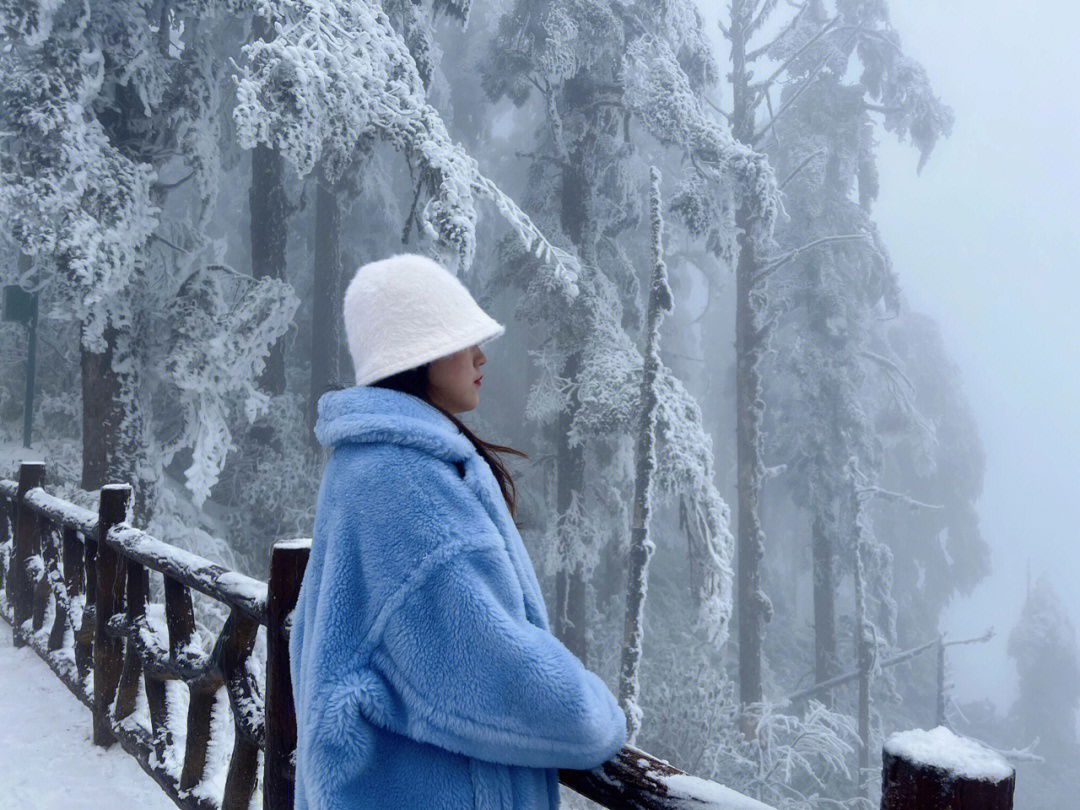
[469,757,514,810]
[307,671,381,793]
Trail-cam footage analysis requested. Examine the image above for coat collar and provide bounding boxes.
[315,385,475,462]
[314,385,551,631]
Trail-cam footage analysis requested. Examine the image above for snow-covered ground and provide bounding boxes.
[0,627,176,810]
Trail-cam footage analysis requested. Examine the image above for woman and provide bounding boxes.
[290,253,627,810]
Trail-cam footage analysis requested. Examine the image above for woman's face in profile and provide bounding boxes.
[428,344,487,414]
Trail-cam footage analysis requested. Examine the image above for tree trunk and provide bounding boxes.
[309,165,343,445]
[851,465,872,798]
[250,142,289,396]
[80,318,154,523]
[813,508,838,700]
[248,12,289,399]
[729,0,772,715]
[552,137,600,669]
[617,167,671,745]
[734,201,769,711]
[881,736,1014,810]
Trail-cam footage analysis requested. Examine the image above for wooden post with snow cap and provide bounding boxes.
[12,460,45,648]
[881,726,1014,810]
[263,538,311,810]
[92,483,131,746]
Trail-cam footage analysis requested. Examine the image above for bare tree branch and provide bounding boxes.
[752,233,870,286]
[855,484,943,511]
[749,12,843,103]
[701,93,734,124]
[941,628,995,648]
[778,147,827,190]
[150,232,190,255]
[751,15,867,146]
[152,170,196,193]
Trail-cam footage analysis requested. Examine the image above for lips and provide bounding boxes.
[474,376,482,385]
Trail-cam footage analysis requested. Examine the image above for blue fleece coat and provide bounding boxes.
[290,385,627,810]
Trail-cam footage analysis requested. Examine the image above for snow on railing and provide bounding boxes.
[2,460,1015,810]
[1,462,276,810]
[881,726,1015,809]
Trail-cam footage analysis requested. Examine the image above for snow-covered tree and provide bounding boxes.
[481,0,773,670]
[714,0,954,710]
[232,0,576,280]
[871,304,989,653]
[0,0,299,526]
[758,0,905,695]
[1008,576,1080,761]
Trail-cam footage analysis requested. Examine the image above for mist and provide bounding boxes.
[1,0,1076,808]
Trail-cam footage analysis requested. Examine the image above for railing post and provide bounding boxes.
[263,539,310,810]
[92,483,131,747]
[882,727,1014,809]
[12,460,45,648]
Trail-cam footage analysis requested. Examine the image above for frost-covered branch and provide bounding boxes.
[777,147,827,191]
[618,166,673,746]
[752,15,866,147]
[163,271,301,507]
[623,35,781,258]
[749,11,843,103]
[233,0,578,287]
[753,233,871,285]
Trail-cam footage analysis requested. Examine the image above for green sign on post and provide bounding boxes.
[3,284,39,449]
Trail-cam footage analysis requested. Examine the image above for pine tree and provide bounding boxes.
[481,0,776,667]
[715,0,954,710]
[0,0,299,524]
[1008,576,1080,761]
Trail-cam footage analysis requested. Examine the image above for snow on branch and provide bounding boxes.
[653,368,735,647]
[233,0,577,289]
[621,35,781,261]
[0,6,160,353]
[162,270,300,508]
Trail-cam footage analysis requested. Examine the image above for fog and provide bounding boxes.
[875,0,1080,713]
[1,0,1077,808]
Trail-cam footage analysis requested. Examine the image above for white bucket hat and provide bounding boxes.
[343,253,506,386]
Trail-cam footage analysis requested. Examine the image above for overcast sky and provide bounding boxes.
[873,0,1080,711]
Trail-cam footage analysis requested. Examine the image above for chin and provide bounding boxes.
[449,395,479,415]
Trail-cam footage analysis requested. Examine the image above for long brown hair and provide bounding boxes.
[323,364,528,523]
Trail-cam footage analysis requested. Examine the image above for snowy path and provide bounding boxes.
[0,625,177,810]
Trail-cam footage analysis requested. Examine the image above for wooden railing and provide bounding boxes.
[0,460,778,810]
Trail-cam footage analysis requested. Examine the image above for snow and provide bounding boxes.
[656,771,778,809]
[217,570,272,604]
[274,538,312,550]
[884,726,1013,783]
[0,627,176,810]
[105,524,267,621]
[23,486,99,537]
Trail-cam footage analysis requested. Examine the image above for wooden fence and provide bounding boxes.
[0,459,782,810]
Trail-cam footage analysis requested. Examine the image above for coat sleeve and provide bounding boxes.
[352,536,628,770]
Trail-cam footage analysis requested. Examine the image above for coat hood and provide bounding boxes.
[313,383,551,634]
[314,385,476,464]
